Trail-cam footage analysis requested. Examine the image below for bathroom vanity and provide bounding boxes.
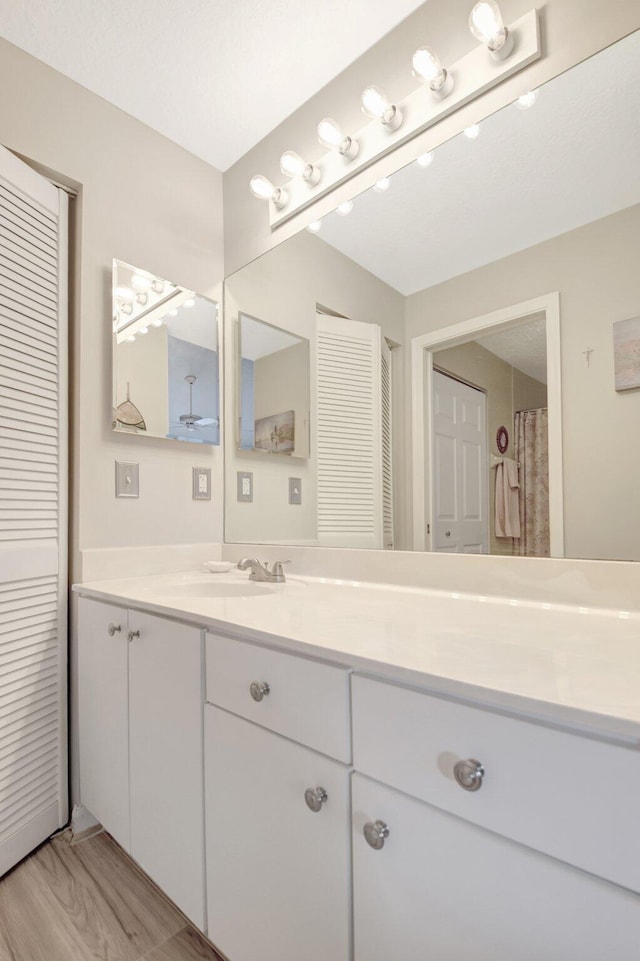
[75,571,640,961]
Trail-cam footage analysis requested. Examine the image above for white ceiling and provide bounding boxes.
[476,317,547,383]
[316,30,640,295]
[0,0,427,171]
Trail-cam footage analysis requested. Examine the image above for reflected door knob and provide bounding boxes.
[249,681,270,702]
[364,820,390,850]
[127,629,140,643]
[454,758,485,791]
[107,623,122,636]
[304,787,328,812]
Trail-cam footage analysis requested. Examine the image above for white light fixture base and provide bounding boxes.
[269,9,539,228]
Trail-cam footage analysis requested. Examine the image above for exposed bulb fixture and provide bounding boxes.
[249,174,288,210]
[463,123,481,140]
[135,292,148,306]
[115,285,134,301]
[168,308,178,317]
[280,150,321,186]
[361,86,403,132]
[469,1,514,60]
[516,90,537,110]
[412,46,453,98]
[120,302,133,316]
[415,152,434,168]
[336,200,353,216]
[317,118,359,160]
[307,220,322,233]
[138,327,149,335]
[151,318,164,327]
[373,177,390,193]
[184,298,195,308]
[125,335,135,343]
[131,273,152,291]
[151,279,165,294]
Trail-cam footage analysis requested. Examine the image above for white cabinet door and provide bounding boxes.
[353,773,639,961]
[205,705,351,961]
[128,611,204,929]
[77,597,130,849]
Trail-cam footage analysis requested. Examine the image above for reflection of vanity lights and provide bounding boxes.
[184,298,196,308]
[336,201,353,216]
[361,86,403,132]
[131,273,152,291]
[151,318,164,327]
[412,46,453,98]
[416,152,434,168]
[125,335,135,343]
[280,150,321,186]
[469,1,514,60]
[516,90,537,109]
[135,292,148,306]
[168,308,178,316]
[115,285,134,301]
[373,177,390,193]
[249,174,288,209]
[464,123,481,140]
[138,327,149,335]
[317,118,359,160]
[120,302,133,315]
[307,220,322,233]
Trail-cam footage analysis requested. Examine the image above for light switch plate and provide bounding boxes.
[289,477,302,505]
[115,461,139,498]
[237,471,253,503]
[192,467,211,501]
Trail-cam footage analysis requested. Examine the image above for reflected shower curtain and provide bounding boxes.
[514,409,550,557]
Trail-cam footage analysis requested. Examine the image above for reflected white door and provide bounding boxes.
[431,370,488,553]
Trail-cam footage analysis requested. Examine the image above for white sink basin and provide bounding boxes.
[162,580,275,599]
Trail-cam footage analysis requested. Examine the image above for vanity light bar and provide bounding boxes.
[251,6,540,225]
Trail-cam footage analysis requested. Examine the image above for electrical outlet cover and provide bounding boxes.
[193,467,211,500]
[237,471,253,503]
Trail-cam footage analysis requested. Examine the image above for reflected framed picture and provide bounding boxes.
[613,317,640,391]
[254,410,295,453]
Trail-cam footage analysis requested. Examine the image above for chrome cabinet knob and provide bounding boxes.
[107,623,122,636]
[304,786,328,813]
[454,758,485,792]
[127,629,140,643]
[364,820,389,850]
[249,681,270,702]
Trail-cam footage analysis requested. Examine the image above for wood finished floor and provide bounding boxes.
[0,831,225,961]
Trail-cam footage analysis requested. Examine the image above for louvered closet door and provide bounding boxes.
[0,145,68,876]
[316,314,383,548]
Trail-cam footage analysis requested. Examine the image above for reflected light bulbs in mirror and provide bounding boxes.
[317,118,359,160]
[280,150,321,186]
[249,174,288,209]
[361,86,403,131]
[336,201,354,216]
[131,273,152,291]
[115,285,134,301]
[469,1,514,59]
[307,220,322,233]
[464,123,481,140]
[416,151,434,168]
[412,46,453,97]
[373,177,390,193]
[516,90,537,110]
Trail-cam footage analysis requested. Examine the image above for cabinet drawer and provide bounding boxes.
[352,674,640,891]
[206,633,351,762]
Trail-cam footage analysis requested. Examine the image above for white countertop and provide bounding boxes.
[73,570,640,746]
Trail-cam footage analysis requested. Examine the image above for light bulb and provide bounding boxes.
[307,220,322,233]
[412,46,453,97]
[138,326,148,335]
[120,302,133,315]
[151,279,165,294]
[373,177,390,193]
[125,335,135,343]
[249,174,288,209]
[115,285,134,301]
[464,123,481,140]
[516,90,537,110]
[361,86,403,131]
[317,118,359,160]
[469,1,514,59]
[184,298,195,308]
[416,152,434,168]
[280,150,321,186]
[151,318,164,327]
[131,273,152,290]
[336,201,353,216]
[135,292,148,306]
[168,309,178,317]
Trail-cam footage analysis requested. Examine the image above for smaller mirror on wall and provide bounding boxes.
[238,312,310,458]
[112,259,220,445]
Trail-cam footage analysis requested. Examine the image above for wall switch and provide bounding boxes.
[237,471,253,503]
[289,477,302,505]
[192,467,211,501]
[115,461,139,498]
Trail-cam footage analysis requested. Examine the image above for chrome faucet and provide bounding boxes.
[237,558,288,583]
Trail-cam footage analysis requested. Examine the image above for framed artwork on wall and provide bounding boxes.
[613,317,640,391]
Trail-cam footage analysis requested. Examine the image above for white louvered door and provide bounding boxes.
[316,314,384,548]
[0,145,68,875]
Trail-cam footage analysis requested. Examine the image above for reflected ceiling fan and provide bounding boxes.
[171,374,218,432]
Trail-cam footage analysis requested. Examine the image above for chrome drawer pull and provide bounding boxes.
[364,820,389,850]
[304,786,328,813]
[454,758,485,792]
[127,629,140,643]
[249,681,270,702]
[107,623,122,637]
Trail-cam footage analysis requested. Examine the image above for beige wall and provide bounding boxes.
[0,38,225,580]
[225,229,405,545]
[407,203,640,562]
[433,342,547,556]
[223,0,640,275]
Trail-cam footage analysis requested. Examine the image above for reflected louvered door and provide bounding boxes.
[316,314,383,548]
[0,144,68,876]
[380,339,393,550]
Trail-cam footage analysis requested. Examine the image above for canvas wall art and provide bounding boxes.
[613,317,640,391]
[254,410,295,453]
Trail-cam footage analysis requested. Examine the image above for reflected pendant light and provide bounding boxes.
[113,382,147,431]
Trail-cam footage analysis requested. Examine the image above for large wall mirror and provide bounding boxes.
[113,259,220,445]
[224,30,640,562]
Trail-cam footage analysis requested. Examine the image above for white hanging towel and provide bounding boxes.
[495,457,521,538]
